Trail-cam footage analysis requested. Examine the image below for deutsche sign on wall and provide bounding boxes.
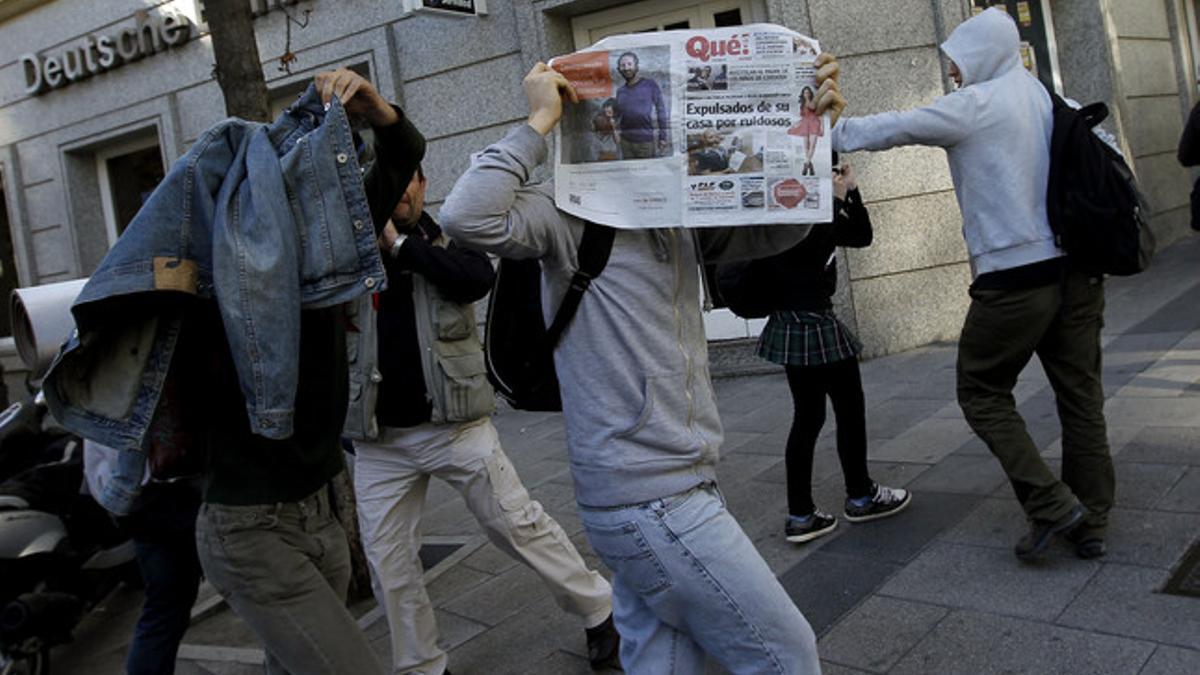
[20,9,194,96]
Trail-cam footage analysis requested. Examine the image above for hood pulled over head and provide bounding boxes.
[941,7,1021,87]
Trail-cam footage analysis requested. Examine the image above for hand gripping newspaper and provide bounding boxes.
[550,24,831,229]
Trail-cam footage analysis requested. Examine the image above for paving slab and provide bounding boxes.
[889,610,1155,675]
[1115,352,1200,397]
[1058,563,1200,650]
[1104,399,1200,428]
[818,596,948,673]
[1124,282,1200,334]
[863,398,949,440]
[779,550,903,636]
[869,417,974,464]
[426,561,493,604]
[440,562,549,627]
[1043,422,1145,459]
[1108,462,1191,509]
[878,542,1100,620]
[821,491,981,565]
[942,496,1039,551]
[1102,332,1188,386]
[818,662,875,675]
[443,596,606,675]
[1139,645,1200,675]
[1097,507,1200,569]
[1157,466,1200,512]
[432,607,490,652]
[1118,426,1200,463]
[905,453,1009,494]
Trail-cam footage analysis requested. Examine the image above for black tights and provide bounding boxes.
[784,358,873,516]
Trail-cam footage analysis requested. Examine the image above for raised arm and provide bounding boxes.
[439,63,580,262]
[832,89,975,153]
[314,68,427,234]
[382,230,495,304]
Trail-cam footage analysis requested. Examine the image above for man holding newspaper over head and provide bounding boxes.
[440,25,844,674]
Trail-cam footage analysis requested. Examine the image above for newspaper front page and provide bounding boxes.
[549,24,831,229]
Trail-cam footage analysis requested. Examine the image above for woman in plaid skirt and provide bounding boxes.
[756,160,913,543]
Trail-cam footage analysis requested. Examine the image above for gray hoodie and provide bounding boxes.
[831,7,1062,278]
[439,124,808,507]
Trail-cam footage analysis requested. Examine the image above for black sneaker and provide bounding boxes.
[844,483,912,523]
[785,510,837,543]
[1065,528,1107,559]
[1015,503,1085,562]
[585,614,622,671]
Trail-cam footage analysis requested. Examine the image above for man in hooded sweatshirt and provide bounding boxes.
[831,7,1113,563]
[439,56,845,674]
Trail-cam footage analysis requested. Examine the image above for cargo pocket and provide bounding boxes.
[435,350,493,422]
[434,298,474,341]
[484,450,548,544]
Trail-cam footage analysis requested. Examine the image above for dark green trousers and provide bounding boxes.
[957,270,1114,539]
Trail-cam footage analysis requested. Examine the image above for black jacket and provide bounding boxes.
[761,188,872,311]
[1179,99,1200,167]
[375,212,495,428]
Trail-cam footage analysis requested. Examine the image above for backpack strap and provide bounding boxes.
[543,223,615,350]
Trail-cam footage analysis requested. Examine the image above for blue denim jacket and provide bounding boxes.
[43,85,387,514]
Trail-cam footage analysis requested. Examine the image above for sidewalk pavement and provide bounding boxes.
[54,234,1200,674]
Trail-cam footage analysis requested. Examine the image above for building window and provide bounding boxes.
[971,1,1062,91]
[95,137,165,244]
[0,179,19,338]
[572,0,754,48]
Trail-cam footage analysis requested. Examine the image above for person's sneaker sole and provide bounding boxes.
[786,518,837,543]
[1015,504,1086,562]
[844,491,913,523]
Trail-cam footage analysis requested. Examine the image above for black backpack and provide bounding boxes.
[708,260,774,319]
[1044,87,1154,276]
[483,223,615,411]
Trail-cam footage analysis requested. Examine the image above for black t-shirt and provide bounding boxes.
[201,107,425,505]
[202,305,350,505]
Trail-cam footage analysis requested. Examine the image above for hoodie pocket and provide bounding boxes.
[614,373,693,449]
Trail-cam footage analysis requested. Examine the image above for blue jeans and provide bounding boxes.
[579,484,819,674]
[124,484,203,675]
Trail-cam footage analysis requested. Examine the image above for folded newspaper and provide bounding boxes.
[549,24,832,229]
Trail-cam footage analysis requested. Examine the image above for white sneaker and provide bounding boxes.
[844,483,911,523]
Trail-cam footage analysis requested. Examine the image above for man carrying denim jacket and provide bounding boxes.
[193,69,423,675]
[438,58,845,674]
[345,165,621,674]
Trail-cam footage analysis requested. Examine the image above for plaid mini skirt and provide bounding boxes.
[757,310,862,367]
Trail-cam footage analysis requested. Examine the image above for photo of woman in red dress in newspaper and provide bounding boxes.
[787,86,823,176]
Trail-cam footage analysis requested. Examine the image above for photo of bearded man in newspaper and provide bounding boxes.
[554,47,674,164]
